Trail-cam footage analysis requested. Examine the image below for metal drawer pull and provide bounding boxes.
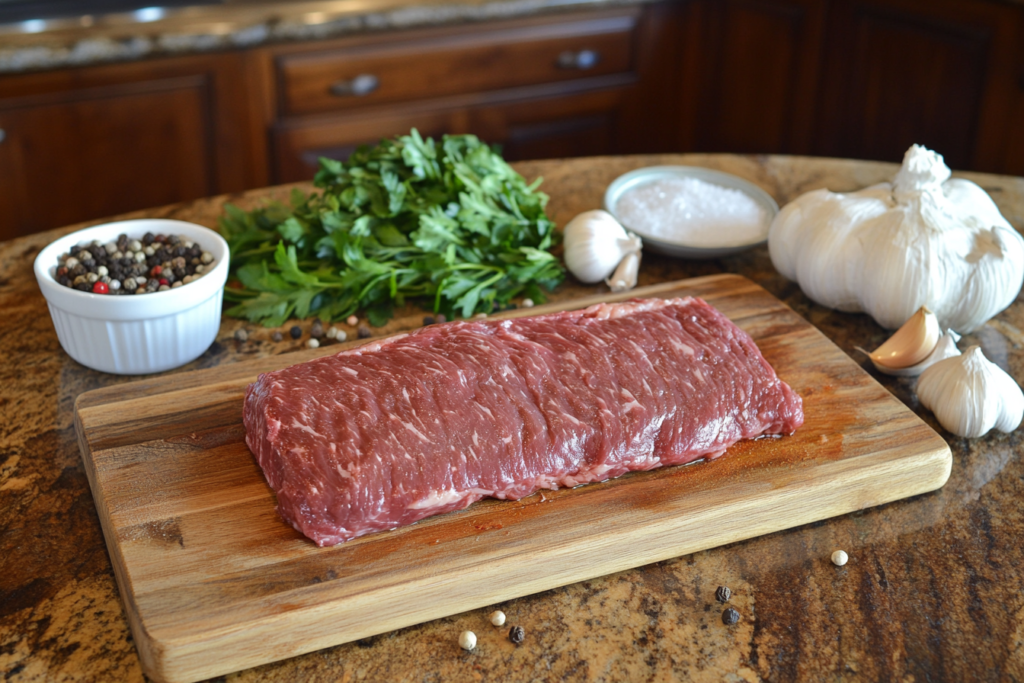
[557,49,600,70]
[0,128,5,144]
[329,74,380,97]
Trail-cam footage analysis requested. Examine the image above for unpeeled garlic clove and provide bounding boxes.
[869,306,940,369]
[607,251,641,293]
[870,329,960,377]
[917,345,1024,438]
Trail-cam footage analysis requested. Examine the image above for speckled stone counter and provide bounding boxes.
[0,0,649,73]
[2,153,1024,682]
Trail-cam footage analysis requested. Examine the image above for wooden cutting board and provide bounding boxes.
[74,274,951,683]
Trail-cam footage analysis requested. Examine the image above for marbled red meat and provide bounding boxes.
[243,297,804,546]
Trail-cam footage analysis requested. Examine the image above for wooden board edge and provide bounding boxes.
[73,408,164,678]
[139,439,953,683]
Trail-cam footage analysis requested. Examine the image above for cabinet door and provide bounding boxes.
[272,87,631,183]
[816,0,1020,169]
[472,89,626,161]
[0,54,264,240]
[676,0,827,155]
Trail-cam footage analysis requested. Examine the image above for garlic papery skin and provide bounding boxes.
[917,346,1024,438]
[563,210,643,284]
[607,251,641,293]
[871,329,960,377]
[869,306,940,369]
[768,144,1024,333]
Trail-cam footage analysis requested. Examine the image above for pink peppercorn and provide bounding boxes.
[92,281,109,294]
[159,278,169,286]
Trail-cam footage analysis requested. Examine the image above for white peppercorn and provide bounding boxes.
[489,611,505,627]
[458,631,476,651]
[307,338,320,349]
[831,550,848,566]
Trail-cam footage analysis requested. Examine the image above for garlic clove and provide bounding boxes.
[870,329,960,377]
[917,345,1024,438]
[607,251,641,293]
[563,210,639,284]
[869,306,940,369]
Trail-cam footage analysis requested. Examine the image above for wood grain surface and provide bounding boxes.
[73,274,952,683]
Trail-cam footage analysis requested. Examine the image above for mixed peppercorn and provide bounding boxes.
[54,232,215,295]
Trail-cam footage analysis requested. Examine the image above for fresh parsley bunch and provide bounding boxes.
[218,130,564,327]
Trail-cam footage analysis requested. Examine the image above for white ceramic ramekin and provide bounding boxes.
[34,219,230,375]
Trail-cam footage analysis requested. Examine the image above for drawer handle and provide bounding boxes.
[557,49,600,70]
[0,128,5,144]
[329,74,380,98]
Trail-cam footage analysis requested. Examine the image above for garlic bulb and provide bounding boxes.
[917,346,1024,438]
[870,329,960,377]
[563,210,643,284]
[769,144,1024,333]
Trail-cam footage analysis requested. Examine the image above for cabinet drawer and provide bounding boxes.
[275,13,637,117]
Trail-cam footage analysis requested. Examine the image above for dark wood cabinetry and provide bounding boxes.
[0,54,265,240]
[266,9,647,182]
[815,0,1021,171]
[1,0,1022,240]
[675,0,1024,172]
[677,0,826,156]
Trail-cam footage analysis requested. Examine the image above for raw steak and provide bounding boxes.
[244,297,804,546]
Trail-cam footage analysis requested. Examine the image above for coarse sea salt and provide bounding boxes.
[615,177,769,247]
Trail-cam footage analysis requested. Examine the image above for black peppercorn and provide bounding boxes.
[272,331,284,342]
[722,608,740,625]
[290,325,302,339]
[423,316,435,326]
[508,626,525,645]
[357,325,372,339]
[715,586,731,603]
[311,320,324,338]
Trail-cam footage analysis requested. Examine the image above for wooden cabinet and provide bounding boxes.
[0,53,266,240]
[265,8,649,183]
[673,0,1024,172]
[815,0,1022,171]
[676,0,827,156]
[2,0,1022,240]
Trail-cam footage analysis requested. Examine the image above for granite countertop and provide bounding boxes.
[2,153,1024,681]
[0,0,648,73]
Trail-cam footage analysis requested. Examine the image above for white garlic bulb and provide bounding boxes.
[563,210,643,284]
[769,144,1024,332]
[917,346,1024,438]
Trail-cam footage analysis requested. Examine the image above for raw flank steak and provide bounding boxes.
[243,297,805,546]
